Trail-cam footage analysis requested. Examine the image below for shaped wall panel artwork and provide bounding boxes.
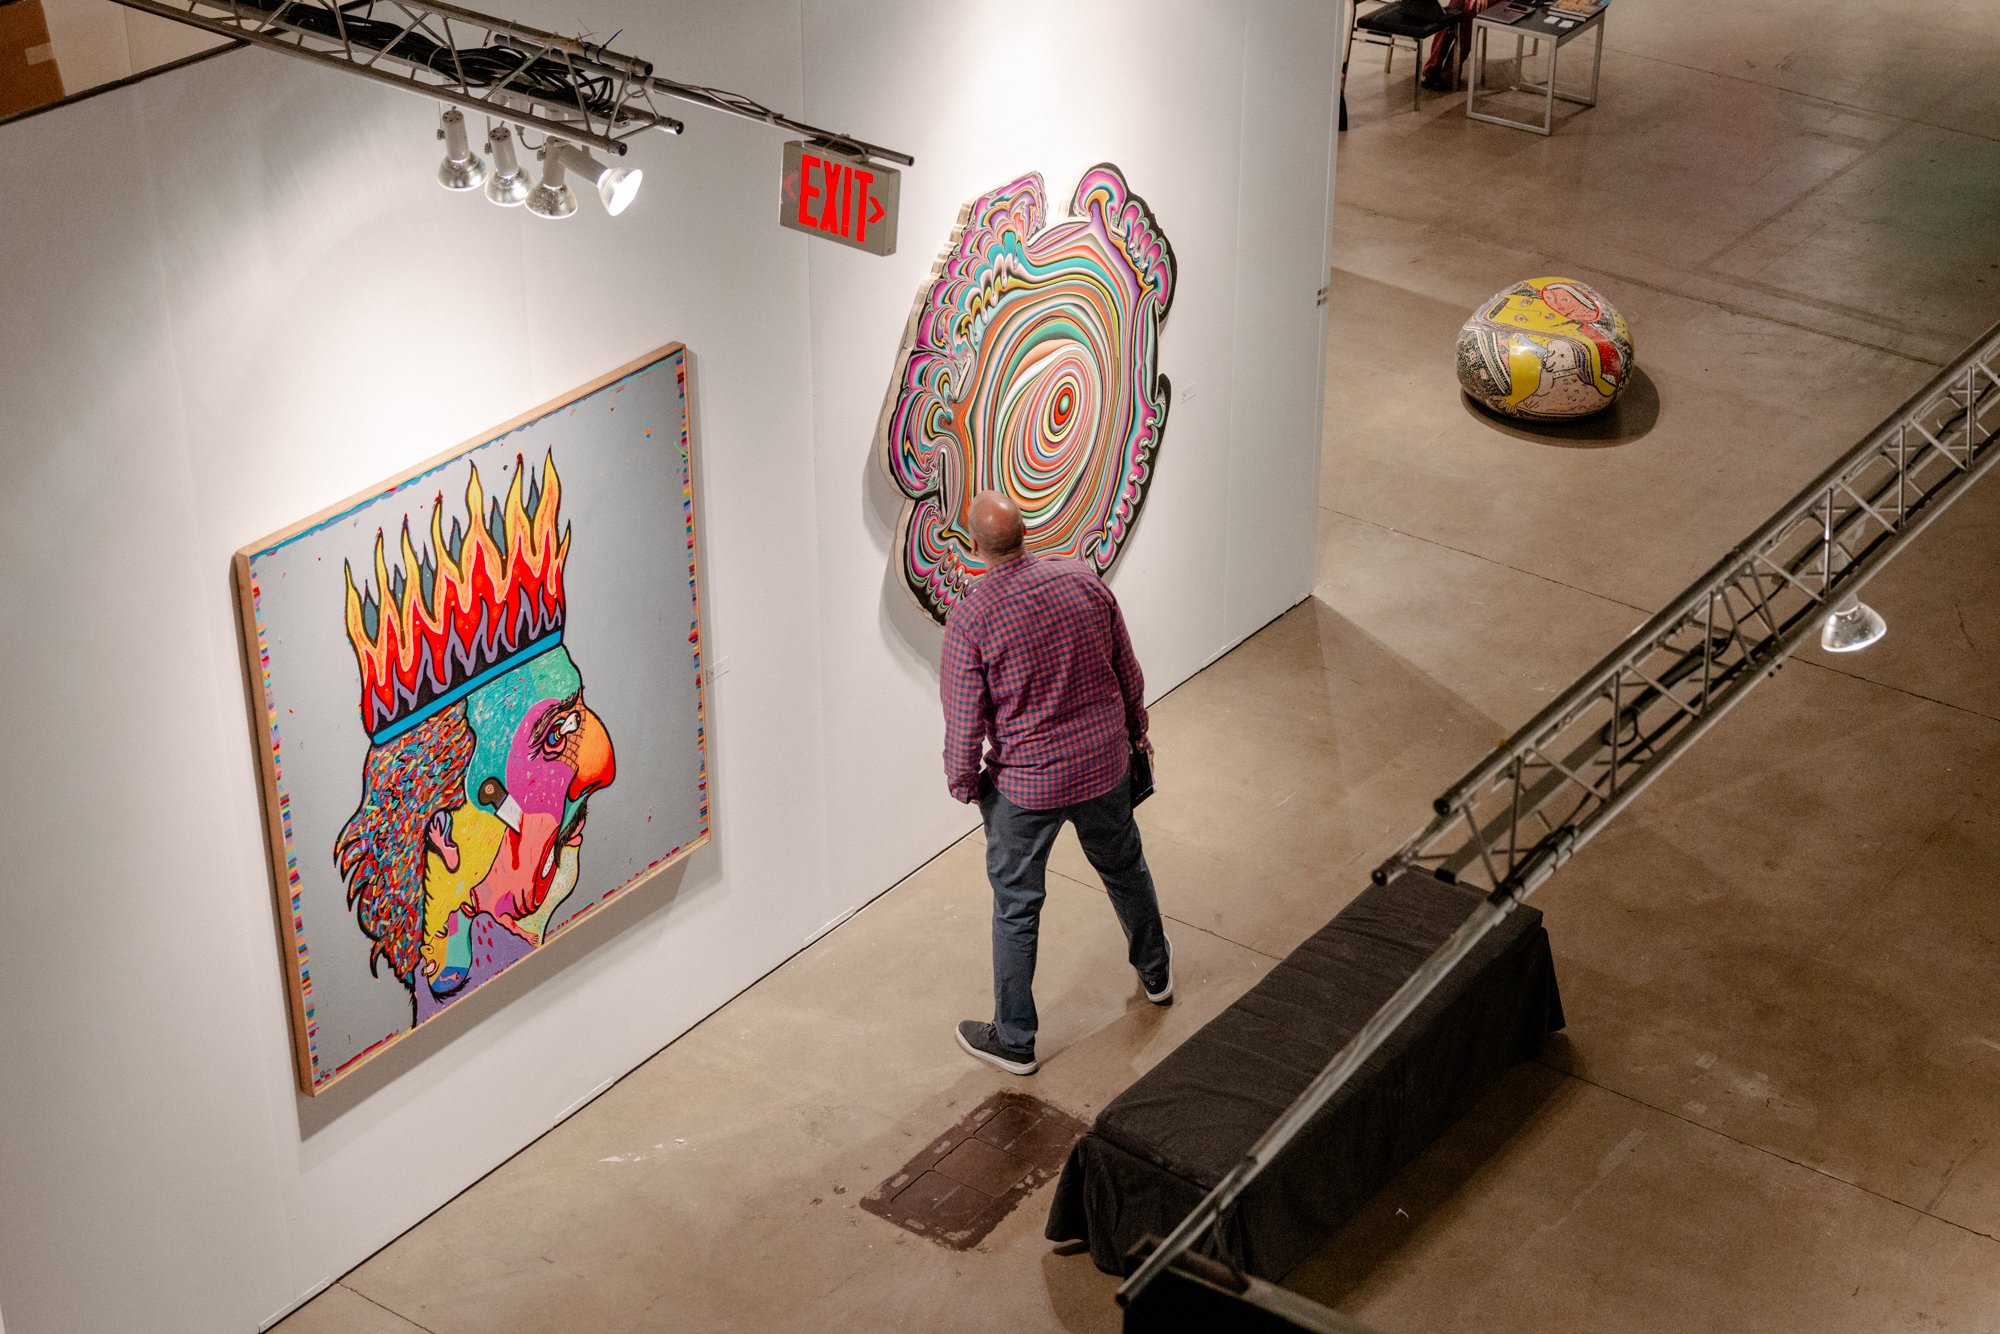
[880,163,1176,622]
[236,346,709,1093]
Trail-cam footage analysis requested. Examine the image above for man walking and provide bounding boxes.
[941,490,1171,1076]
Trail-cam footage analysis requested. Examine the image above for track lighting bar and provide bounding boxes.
[644,76,914,169]
[100,0,915,169]
[486,32,915,167]
[1121,319,2000,1308]
[105,0,677,152]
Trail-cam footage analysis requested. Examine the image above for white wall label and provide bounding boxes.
[780,140,899,256]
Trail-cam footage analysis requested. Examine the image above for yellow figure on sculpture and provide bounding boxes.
[1457,277,1634,420]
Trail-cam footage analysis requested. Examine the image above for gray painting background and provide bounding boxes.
[246,351,706,1083]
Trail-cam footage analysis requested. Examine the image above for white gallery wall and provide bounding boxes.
[0,3,1336,1330]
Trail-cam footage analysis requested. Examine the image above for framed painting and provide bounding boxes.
[235,345,709,1094]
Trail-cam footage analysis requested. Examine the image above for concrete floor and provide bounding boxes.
[277,1,2000,1329]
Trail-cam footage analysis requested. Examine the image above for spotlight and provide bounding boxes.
[525,143,578,220]
[435,108,488,192]
[551,141,644,216]
[483,125,531,207]
[1820,593,1887,653]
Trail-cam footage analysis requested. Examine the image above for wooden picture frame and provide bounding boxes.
[235,344,709,1094]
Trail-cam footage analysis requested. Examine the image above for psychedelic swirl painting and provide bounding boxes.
[236,347,709,1093]
[880,163,1176,622]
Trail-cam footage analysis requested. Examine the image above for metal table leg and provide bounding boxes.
[1549,17,1604,108]
[1468,22,1486,119]
[1467,12,1606,132]
[1587,18,1604,103]
[1543,30,1557,132]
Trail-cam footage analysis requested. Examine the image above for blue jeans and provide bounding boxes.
[980,773,1169,1051]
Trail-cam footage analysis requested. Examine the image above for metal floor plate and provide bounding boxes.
[860,1090,1088,1250]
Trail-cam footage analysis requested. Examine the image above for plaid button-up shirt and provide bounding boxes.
[940,556,1149,809]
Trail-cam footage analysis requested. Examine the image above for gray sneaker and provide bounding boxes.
[1142,936,1174,1005]
[955,1020,1038,1075]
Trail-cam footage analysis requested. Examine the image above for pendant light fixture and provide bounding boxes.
[435,108,488,191]
[1820,593,1887,653]
[525,141,578,220]
[550,141,644,216]
[483,124,532,207]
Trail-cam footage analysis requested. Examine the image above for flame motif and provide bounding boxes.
[344,452,570,740]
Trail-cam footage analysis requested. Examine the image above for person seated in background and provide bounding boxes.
[1422,0,1500,90]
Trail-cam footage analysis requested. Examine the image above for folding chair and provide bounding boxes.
[1343,0,1463,112]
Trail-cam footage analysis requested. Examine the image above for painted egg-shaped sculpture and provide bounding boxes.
[1457,277,1633,419]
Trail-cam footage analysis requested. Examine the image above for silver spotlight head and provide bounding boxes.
[551,141,644,216]
[483,125,532,207]
[435,108,488,192]
[525,144,578,220]
[1820,593,1887,653]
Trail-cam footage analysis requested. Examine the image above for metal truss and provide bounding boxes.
[1376,317,2000,901]
[107,0,680,152]
[1122,319,2000,1307]
[103,0,914,165]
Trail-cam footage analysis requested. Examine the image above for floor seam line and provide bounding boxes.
[1324,510,2000,728]
[1598,43,2000,147]
[1540,1061,2000,1247]
[1689,154,1860,275]
[1041,862,1288,962]
[1162,911,1288,963]
[1330,200,1949,368]
[1650,265,1947,360]
[1920,1138,1986,1217]
[1790,658,2000,726]
[339,1283,440,1334]
[1320,509,1652,612]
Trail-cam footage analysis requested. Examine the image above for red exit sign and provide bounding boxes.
[780,140,900,256]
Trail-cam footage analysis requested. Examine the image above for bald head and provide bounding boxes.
[967,490,1026,564]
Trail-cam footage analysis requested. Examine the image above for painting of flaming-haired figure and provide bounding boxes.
[334,453,616,1019]
[238,347,708,1093]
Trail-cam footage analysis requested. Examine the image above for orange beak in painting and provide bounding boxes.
[567,704,615,802]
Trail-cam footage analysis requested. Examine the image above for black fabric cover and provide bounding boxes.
[1045,869,1564,1278]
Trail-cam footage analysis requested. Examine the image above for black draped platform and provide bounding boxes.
[1046,869,1564,1278]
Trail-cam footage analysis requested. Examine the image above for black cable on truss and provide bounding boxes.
[232,0,627,120]
[94,0,915,163]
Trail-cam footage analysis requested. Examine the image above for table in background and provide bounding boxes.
[1467,3,1606,135]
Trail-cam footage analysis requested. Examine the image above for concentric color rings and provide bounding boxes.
[881,163,1177,622]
